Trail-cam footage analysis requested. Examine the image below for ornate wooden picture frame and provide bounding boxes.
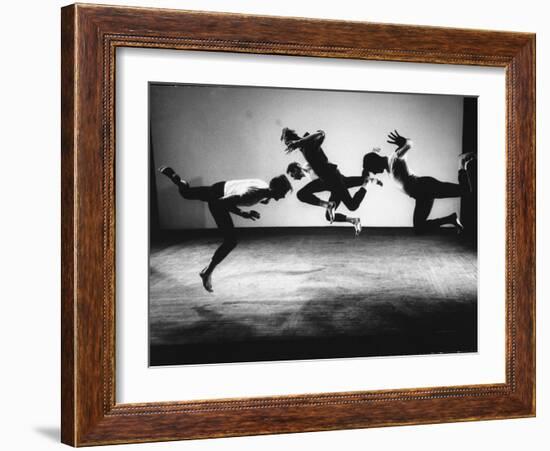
[61,3,535,446]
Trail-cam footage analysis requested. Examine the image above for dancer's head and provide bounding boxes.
[286,162,306,180]
[280,127,302,147]
[269,174,293,200]
[362,149,388,177]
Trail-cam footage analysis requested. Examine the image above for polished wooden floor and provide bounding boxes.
[149,228,477,365]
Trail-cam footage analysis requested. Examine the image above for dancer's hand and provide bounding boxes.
[243,210,260,221]
[387,130,408,148]
[284,140,300,153]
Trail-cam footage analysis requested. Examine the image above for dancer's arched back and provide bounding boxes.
[362,130,473,234]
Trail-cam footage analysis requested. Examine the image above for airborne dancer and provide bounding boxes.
[361,130,474,234]
[158,166,292,292]
[281,128,376,235]
[286,161,381,236]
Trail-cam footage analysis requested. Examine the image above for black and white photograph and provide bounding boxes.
[148,82,478,366]
[2,0,544,448]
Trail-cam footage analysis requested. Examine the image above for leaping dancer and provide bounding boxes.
[361,130,474,234]
[286,161,381,236]
[158,166,292,292]
[281,128,378,236]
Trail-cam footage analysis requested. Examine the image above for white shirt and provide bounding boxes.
[222,179,270,206]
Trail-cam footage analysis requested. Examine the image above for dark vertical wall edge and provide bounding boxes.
[460,97,478,244]
[149,109,160,239]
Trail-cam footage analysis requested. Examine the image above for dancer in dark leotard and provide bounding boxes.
[281,128,372,227]
[286,162,381,236]
[158,166,292,292]
[362,130,474,234]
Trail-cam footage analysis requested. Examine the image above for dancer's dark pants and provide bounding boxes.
[407,169,470,234]
[177,181,237,268]
[296,172,366,222]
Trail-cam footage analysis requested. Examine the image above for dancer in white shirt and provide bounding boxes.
[158,166,292,292]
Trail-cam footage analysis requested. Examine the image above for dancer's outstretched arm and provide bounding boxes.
[387,130,412,158]
[285,130,325,154]
[219,196,261,220]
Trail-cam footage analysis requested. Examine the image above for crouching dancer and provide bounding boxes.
[158,166,292,292]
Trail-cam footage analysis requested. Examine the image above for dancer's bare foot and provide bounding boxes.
[326,201,336,224]
[351,218,362,237]
[199,267,213,293]
[158,165,175,177]
[451,213,464,234]
[158,166,189,189]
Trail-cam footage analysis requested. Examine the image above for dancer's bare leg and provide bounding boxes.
[159,166,236,292]
[158,166,189,191]
[413,198,463,235]
[326,197,362,236]
[349,217,362,236]
[199,267,214,293]
[326,175,370,225]
[198,201,238,293]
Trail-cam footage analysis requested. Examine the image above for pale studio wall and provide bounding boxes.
[151,84,464,229]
